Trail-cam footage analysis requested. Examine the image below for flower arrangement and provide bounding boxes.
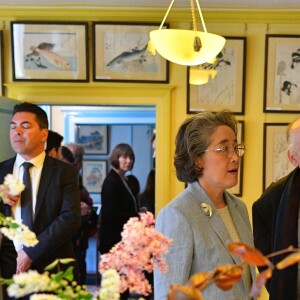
[0,210,171,300]
[2,259,93,300]
[168,242,300,300]
[99,212,172,296]
[0,174,38,247]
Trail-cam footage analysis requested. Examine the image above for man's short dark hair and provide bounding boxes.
[13,102,49,129]
[46,130,64,154]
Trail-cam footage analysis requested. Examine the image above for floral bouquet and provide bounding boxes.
[0,174,38,247]
[99,212,172,296]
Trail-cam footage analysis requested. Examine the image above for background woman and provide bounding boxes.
[98,143,138,255]
[154,110,255,300]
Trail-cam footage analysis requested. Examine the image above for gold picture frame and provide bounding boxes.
[264,34,300,113]
[263,123,294,191]
[11,21,89,82]
[92,22,169,83]
[187,37,246,115]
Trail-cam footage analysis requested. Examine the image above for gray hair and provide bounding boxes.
[174,110,238,183]
[64,142,84,165]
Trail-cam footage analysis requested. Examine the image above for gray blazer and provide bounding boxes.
[154,181,255,300]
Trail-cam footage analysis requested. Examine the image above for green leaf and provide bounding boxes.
[52,272,64,282]
[63,266,74,281]
[45,259,59,270]
[59,258,75,264]
[9,223,20,229]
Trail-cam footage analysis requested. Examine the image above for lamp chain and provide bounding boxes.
[190,0,198,32]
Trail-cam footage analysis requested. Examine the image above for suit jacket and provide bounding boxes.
[99,169,138,254]
[154,181,256,300]
[0,155,81,276]
[252,167,299,299]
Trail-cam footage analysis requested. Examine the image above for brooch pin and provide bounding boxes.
[201,203,212,217]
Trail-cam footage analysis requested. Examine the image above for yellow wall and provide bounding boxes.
[2,8,300,299]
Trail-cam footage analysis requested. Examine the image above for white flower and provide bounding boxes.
[7,271,56,298]
[30,294,62,300]
[98,269,120,300]
[0,217,38,247]
[3,174,25,196]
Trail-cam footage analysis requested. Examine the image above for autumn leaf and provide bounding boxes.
[276,252,300,270]
[228,242,271,267]
[188,272,210,290]
[168,285,204,300]
[212,265,243,291]
[250,268,273,298]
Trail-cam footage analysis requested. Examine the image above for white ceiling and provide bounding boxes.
[0,0,299,9]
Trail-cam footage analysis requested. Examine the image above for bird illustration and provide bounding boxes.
[25,43,71,70]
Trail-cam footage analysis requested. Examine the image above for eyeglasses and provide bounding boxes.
[201,144,245,158]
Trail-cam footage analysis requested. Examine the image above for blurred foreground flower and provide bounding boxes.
[168,242,300,300]
[98,269,120,300]
[99,212,172,296]
[0,215,38,247]
[0,173,38,247]
[2,258,93,300]
[0,173,25,201]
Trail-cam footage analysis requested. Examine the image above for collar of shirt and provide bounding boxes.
[15,151,46,168]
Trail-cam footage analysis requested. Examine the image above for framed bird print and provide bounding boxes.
[187,37,246,115]
[92,22,169,83]
[264,35,300,112]
[11,22,89,82]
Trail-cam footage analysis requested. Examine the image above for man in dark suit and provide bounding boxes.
[0,102,81,292]
[252,117,300,300]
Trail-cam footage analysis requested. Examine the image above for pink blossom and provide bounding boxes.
[99,212,172,296]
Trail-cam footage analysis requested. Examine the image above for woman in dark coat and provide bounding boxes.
[98,143,138,255]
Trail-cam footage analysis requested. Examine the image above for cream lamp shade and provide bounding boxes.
[189,67,217,85]
[150,29,225,66]
[148,0,226,66]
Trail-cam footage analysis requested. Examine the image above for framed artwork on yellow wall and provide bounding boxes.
[187,37,246,115]
[92,22,169,83]
[11,21,89,82]
[264,34,300,113]
[263,123,294,191]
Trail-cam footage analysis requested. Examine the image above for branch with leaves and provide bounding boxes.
[168,242,300,300]
[1,258,93,300]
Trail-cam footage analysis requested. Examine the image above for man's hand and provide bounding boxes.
[3,194,20,207]
[17,249,32,273]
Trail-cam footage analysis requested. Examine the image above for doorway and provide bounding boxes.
[46,104,156,283]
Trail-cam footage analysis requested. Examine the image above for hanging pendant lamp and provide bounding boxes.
[149,0,226,66]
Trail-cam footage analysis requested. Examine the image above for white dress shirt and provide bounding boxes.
[12,151,46,251]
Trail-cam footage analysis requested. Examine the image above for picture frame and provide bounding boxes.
[76,124,108,155]
[263,123,294,191]
[92,22,169,83]
[0,31,3,95]
[82,160,107,194]
[92,204,101,214]
[228,120,244,196]
[11,21,89,82]
[187,37,246,115]
[264,35,300,112]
